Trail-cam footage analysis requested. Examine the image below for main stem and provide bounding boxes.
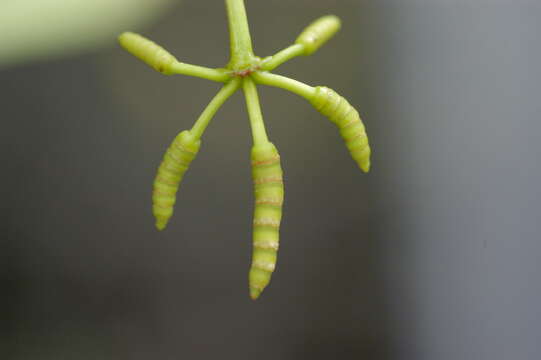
[226,0,256,70]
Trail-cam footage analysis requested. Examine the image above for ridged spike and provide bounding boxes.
[118,32,178,74]
[310,87,371,172]
[152,131,200,230]
[249,142,284,299]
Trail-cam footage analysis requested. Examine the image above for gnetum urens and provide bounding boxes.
[118,0,371,300]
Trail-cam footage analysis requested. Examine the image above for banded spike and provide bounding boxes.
[118,32,178,75]
[249,142,284,300]
[310,86,371,172]
[152,130,200,230]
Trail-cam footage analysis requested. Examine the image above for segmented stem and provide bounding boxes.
[310,87,371,172]
[152,79,241,230]
[242,76,283,300]
[253,72,371,172]
[249,142,284,300]
[152,131,200,230]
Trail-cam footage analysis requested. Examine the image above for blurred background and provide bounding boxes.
[2,0,540,359]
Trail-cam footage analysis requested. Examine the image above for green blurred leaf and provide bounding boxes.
[0,0,177,68]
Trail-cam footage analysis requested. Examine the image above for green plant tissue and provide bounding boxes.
[0,0,176,68]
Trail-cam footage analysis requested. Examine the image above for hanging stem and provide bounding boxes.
[243,77,269,144]
[226,0,256,70]
[190,78,241,139]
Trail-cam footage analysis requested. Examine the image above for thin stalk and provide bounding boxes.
[226,0,256,70]
[170,63,230,82]
[243,77,269,144]
[252,71,316,100]
[261,44,305,71]
[190,78,242,139]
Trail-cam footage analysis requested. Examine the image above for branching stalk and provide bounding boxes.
[243,77,269,144]
[190,78,242,139]
[261,44,305,71]
[252,71,315,100]
[171,63,230,82]
[119,2,370,301]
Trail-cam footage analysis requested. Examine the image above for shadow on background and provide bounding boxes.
[3,1,540,360]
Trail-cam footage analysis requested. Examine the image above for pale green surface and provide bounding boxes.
[119,0,371,299]
[0,0,175,68]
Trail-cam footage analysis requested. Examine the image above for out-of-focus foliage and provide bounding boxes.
[0,0,176,68]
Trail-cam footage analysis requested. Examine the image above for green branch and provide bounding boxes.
[242,77,269,144]
[252,71,315,100]
[260,15,342,71]
[261,44,304,71]
[170,63,230,82]
[190,78,242,139]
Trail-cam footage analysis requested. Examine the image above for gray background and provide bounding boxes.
[3,0,540,359]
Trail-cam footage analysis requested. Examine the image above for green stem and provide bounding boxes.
[252,71,315,100]
[226,0,256,70]
[170,63,230,82]
[243,77,269,144]
[190,78,242,139]
[261,44,305,71]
